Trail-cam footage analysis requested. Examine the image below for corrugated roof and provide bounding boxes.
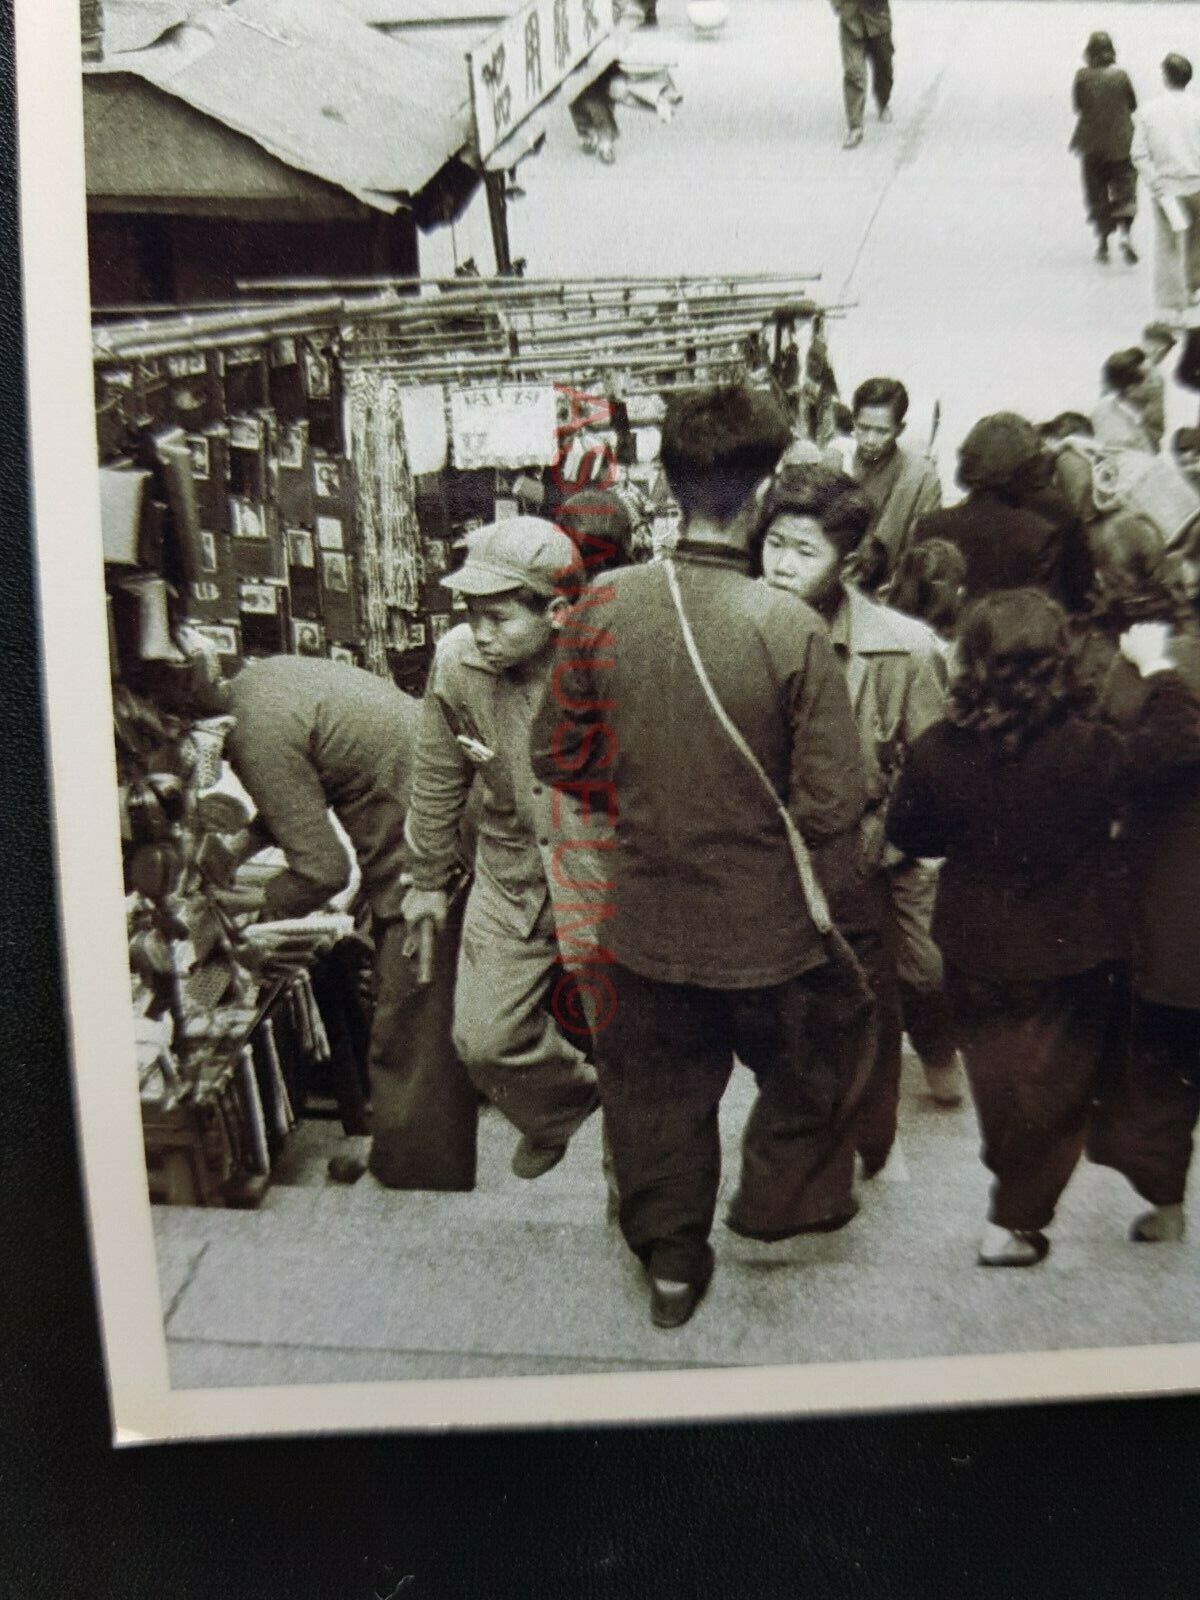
[84,73,364,211]
[85,0,475,209]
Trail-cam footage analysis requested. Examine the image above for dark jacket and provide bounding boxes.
[886,674,1200,981]
[529,542,868,989]
[914,491,1092,613]
[226,656,418,922]
[1101,633,1200,1009]
[1072,66,1137,162]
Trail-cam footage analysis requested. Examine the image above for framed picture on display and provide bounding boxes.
[186,434,210,481]
[429,613,451,642]
[301,342,332,399]
[287,528,315,569]
[228,414,265,451]
[316,515,344,552]
[278,421,307,471]
[198,531,218,573]
[238,581,278,616]
[231,497,266,539]
[312,458,342,499]
[291,619,325,657]
[189,623,240,660]
[329,645,356,666]
[321,552,349,593]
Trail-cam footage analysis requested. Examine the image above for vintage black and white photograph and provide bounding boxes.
[312,458,343,500]
[316,515,345,553]
[291,619,326,656]
[286,528,315,569]
[238,581,280,616]
[16,0,1200,1445]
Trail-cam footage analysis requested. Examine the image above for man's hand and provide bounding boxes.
[1120,621,1175,677]
[401,886,450,932]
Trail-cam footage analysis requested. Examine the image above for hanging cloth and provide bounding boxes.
[345,369,426,675]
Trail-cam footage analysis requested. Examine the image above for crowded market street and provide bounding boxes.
[152,0,1200,1386]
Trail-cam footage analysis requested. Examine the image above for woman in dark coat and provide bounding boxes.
[1071,31,1139,264]
[1077,515,1200,1241]
[887,590,1200,1266]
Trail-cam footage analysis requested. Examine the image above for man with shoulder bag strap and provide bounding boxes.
[531,385,876,1330]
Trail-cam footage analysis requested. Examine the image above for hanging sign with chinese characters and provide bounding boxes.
[449,385,559,470]
[468,0,620,161]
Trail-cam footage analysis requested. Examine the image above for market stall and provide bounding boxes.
[94,271,846,1204]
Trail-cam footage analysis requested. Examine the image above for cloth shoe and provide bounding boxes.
[878,104,893,123]
[649,1273,708,1329]
[977,1224,1050,1267]
[1131,1204,1185,1242]
[843,128,864,150]
[511,1136,568,1179]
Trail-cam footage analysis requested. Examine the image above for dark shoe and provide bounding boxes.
[327,1155,366,1185]
[511,1137,567,1180]
[858,1146,892,1180]
[1121,237,1139,265]
[1096,237,1110,263]
[726,1199,860,1243]
[649,1274,708,1329]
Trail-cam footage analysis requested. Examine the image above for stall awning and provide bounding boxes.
[85,0,475,211]
[84,75,368,215]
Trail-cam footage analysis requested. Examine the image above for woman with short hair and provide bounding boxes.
[1071,31,1139,264]
[888,589,1200,1265]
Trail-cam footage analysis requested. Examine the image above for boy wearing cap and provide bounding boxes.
[402,517,603,1181]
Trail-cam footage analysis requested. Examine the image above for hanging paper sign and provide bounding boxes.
[450,385,558,470]
[468,0,620,161]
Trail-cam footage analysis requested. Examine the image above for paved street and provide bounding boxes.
[155,2,1200,1390]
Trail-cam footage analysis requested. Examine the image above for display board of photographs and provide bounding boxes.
[96,333,365,678]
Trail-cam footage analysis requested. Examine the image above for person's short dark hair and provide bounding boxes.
[1039,411,1094,441]
[957,412,1040,492]
[1102,347,1147,395]
[949,589,1077,758]
[1084,31,1116,68]
[888,538,967,636]
[758,462,875,561]
[1164,52,1193,89]
[1089,512,1193,630]
[1173,426,1200,456]
[659,384,791,526]
[852,377,910,427]
[555,488,637,575]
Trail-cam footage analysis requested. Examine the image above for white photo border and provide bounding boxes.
[16,0,1200,1445]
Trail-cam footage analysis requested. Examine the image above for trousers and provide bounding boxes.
[1080,155,1137,238]
[452,873,600,1149]
[1152,190,1200,314]
[368,890,480,1191]
[595,956,876,1285]
[1089,996,1200,1208]
[946,962,1117,1232]
[840,23,894,131]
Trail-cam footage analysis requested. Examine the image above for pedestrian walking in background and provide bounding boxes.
[888,590,1200,1266]
[1070,32,1139,265]
[1131,53,1200,316]
[533,386,875,1330]
[831,0,894,150]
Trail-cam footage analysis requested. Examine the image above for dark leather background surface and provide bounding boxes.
[2,4,1199,1593]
